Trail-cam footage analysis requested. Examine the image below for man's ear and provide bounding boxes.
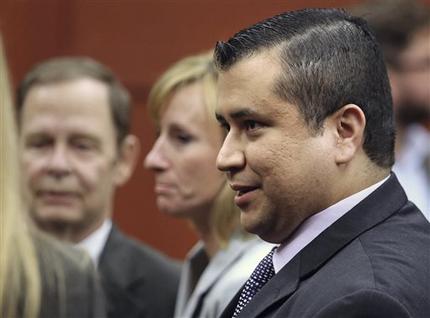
[114,135,141,186]
[330,104,366,165]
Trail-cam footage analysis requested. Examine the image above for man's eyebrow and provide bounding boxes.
[71,133,100,142]
[216,108,257,122]
[230,109,256,119]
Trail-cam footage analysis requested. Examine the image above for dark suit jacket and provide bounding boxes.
[37,238,106,318]
[221,174,430,318]
[98,226,181,318]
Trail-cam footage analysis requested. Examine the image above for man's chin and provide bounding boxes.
[240,211,263,235]
[32,208,83,227]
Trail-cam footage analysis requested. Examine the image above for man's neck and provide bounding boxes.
[38,217,107,243]
[274,174,390,272]
[332,160,390,208]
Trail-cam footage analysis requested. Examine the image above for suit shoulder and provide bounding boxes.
[98,228,179,318]
[313,289,412,318]
[358,201,430,280]
[100,228,181,278]
[342,203,430,316]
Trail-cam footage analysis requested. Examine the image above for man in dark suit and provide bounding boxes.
[16,57,180,318]
[214,8,430,318]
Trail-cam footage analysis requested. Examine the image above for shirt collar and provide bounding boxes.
[273,176,389,273]
[76,219,112,266]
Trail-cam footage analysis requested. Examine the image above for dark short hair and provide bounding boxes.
[215,8,395,168]
[16,56,131,145]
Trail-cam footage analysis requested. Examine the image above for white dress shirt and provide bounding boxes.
[76,219,112,266]
[273,176,389,273]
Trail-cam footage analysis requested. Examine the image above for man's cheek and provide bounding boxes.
[77,165,106,190]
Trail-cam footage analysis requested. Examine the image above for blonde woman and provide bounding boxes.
[144,51,273,318]
[0,36,105,318]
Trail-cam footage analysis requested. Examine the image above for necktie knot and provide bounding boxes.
[233,247,276,317]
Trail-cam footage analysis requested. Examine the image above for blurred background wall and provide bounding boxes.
[1,0,428,259]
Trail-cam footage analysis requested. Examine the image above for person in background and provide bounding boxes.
[0,35,105,318]
[144,51,273,318]
[352,0,430,219]
[16,56,180,318]
[214,8,430,317]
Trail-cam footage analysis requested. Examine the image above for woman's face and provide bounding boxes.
[144,82,225,219]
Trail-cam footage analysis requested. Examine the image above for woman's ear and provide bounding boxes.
[114,135,141,186]
[331,104,366,165]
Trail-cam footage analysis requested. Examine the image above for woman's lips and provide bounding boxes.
[154,183,176,194]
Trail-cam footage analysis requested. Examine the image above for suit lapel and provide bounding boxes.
[98,226,147,317]
[219,290,241,318]
[298,173,406,280]
[224,174,407,318]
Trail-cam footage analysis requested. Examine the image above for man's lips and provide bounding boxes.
[230,184,259,195]
[36,190,80,205]
[229,184,260,208]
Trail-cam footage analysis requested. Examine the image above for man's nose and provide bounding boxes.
[216,133,245,173]
[45,144,73,177]
[144,137,170,171]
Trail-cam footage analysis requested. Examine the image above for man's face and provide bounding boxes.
[19,78,121,233]
[216,51,335,243]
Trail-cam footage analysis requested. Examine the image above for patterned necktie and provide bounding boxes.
[233,248,276,317]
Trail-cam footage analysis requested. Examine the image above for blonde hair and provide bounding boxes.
[0,37,42,317]
[148,51,241,246]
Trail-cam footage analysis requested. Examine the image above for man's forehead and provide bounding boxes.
[20,97,114,138]
[218,48,281,83]
[20,113,108,139]
[216,49,283,116]
[24,79,106,113]
[23,80,110,114]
